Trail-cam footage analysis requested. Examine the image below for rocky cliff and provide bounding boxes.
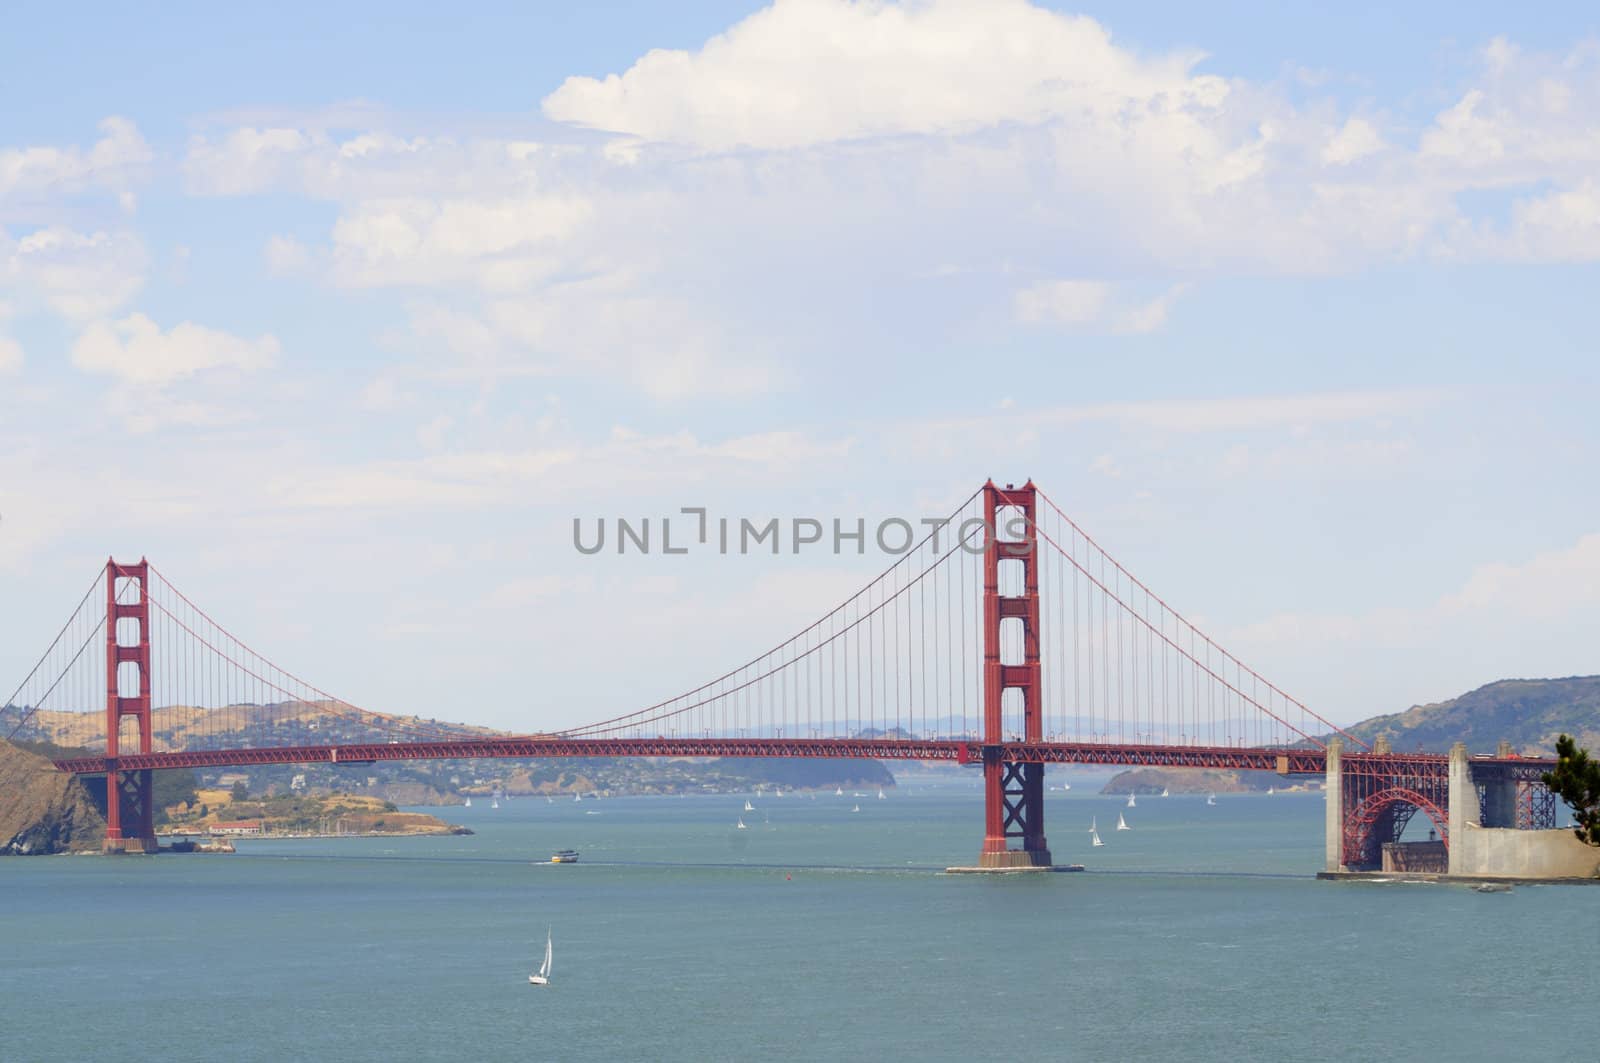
[0,739,106,854]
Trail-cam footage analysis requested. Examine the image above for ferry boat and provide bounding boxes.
[550,849,580,864]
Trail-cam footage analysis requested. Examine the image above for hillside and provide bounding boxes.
[1102,676,1600,794]
[1342,676,1600,756]
[7,701,896,802]
[0,739,106,855]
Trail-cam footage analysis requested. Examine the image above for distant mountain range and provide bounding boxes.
[1339,676,1600,756]
[1103,676,1600,793]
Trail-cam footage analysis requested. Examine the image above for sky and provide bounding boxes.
[2,0,1598,733]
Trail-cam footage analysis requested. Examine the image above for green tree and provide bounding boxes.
[1542,734,1600,846]
[230,781,249,802]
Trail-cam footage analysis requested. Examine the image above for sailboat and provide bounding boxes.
[877,788,886,800]
[1267,787,1275,796]
[834,787,843,796]
[1088,816,1097,833]
[464,797,472,808]
[744,800,755,812]
[528,928,553,986]
[1091,829,1104,847]
[736,818,748,830]
[851,804,860,813]
[1160,788,1169,798]
[574,793,581,802]
[1116,813,1130,831]
[1206,794,1217,806]
[1126,793,1137,808]
[492,798,500,810]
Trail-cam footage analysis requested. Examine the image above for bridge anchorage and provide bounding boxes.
[3,478,1575,875]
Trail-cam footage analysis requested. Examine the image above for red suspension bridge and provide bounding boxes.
[2,480,1559,870]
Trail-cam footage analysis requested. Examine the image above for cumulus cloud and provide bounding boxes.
[1,226,147,319]
[1321,117,1384,165]
[0,117,151,199]
[163,7,1600,405]
[543,0,1225,151]
[71,313,280,385]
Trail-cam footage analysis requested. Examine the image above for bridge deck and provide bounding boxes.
[53,738,1550,777]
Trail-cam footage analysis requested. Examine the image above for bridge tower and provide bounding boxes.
[103,559,157,853]
[977,481,1054,869]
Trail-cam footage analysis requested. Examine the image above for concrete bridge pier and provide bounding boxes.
[1323,739,1343,873]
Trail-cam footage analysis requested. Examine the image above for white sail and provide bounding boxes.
[1267,787,1274,796]
[835,787,843,796]
[744,800,754,812]
[1091,829,1103,847]
[492,799,499,809]
[1088,816,1096,833]
[1160,788,1169,798]
[851,804,860,813]
[1127,793,1136,808]
[877,789,886,800]
[464,797,471,807]
[574,793,581,802]
[1206,794,1217,805]
[737,818,747,830]
[1116,813,1129,831]
[529,928,552,985]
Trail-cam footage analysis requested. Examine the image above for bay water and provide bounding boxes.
[3,773,1591,1061]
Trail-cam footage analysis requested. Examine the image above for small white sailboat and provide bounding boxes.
[834,787,843,796]
[492,799,500,810]
[1206,793,1217,806]
[574,793,581,803]
[851,804,860,813]
[1160,788,1169,798]
[546,796,553,804]
[877,788,886,800]
[1267,787,1275,796]
[736,818,748,830]
[464,797,472,808]
[774,788,784,798]
[744,800,755,812]
[1116,813,1130,831]
[1091,829,1104,847]
[1088,816,1097,833]
[1126,793,1137,808]
[528,928,552,986]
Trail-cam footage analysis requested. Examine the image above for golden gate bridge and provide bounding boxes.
[2,481,1559,870]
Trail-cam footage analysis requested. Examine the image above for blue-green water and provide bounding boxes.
[4,778,1592,1061]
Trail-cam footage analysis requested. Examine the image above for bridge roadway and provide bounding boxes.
[51,737,1551,778]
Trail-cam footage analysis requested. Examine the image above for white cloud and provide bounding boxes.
[183,127,311,196]
[1014,279,1186,333]
[329,193,591,289]
[1015,280,1110,325]
[1321,117,1384,165]
[1228,532,1600,664]
[0,117,151,199]
[0,334,20,374]
[1442,533,1600,621]
[543,0,1225,151]
[71,313,280,385]
[2,226,147,319]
